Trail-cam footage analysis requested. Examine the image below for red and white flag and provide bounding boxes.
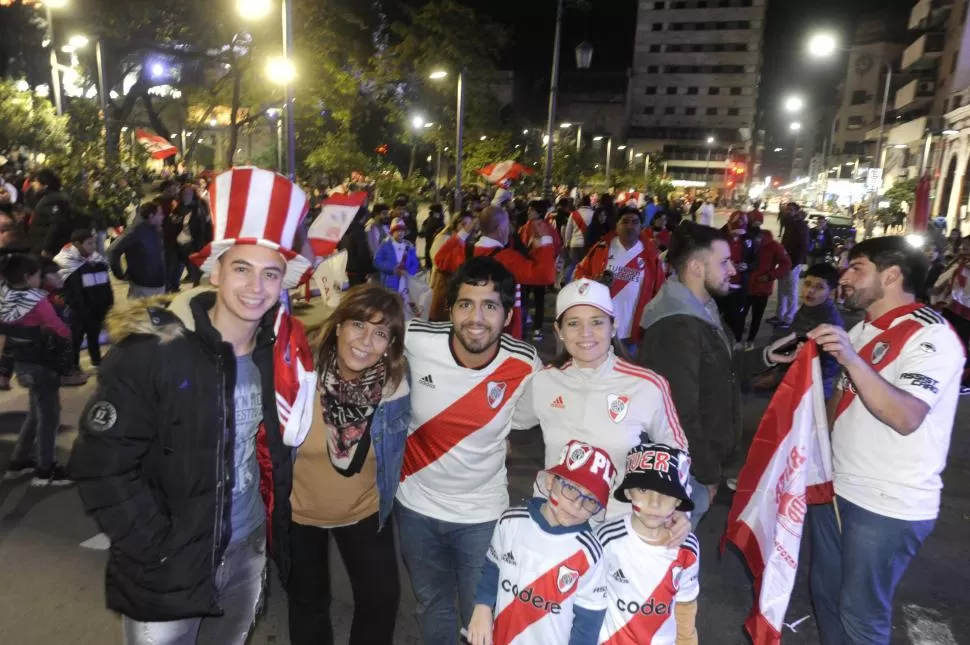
[306,191,367,258]
[723,342,834,644]
[135,129,179,160]
[476,160,535,184]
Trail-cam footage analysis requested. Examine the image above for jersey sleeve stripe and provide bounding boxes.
[500,338,539,362]
[614,363,688,450]
[576,532,602,562]
[912,309,943,326]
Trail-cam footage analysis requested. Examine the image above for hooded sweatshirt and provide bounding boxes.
[637,277,771,484]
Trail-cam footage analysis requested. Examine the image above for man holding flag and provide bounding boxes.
[804,237,964,645]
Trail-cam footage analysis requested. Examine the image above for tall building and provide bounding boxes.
[627,0,767,192]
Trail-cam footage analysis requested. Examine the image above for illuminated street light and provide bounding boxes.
[617,145,627,150]
[560,122,572,128]
[480,135,487,141]
[265,56,296,84]
[807,32,837,58]
[68,34,89,48]
[60,45,75,53]
[706,136,715,144]
[14,79,29,92]
[209,118,218,127]
[411,115,425,129]
[789,122,802,132]
[428,70,448,80]
[151,62,166,78]
[774,147,784,152]
[593,135,603,141]
[634,152,644,158]
[236,0,272,20]
[44,0,69,7]
[784,95,804,113]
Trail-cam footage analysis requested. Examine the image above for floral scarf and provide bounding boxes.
[320,350,386,476]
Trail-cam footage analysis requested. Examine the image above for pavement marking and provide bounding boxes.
[80,532,111,550]
[903,604,958,645]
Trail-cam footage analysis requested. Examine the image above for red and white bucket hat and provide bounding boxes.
[190,166,312,288]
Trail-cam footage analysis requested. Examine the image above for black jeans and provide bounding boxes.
[0,347,12,380]
[745,295,770,343]
[526,285,547,333]
[287,513,399,645]
[71,316,104,367]
[165,248,184,293]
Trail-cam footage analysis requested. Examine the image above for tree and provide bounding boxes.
[878,178,918,227]
[0,80,70,154]
[304,130,371,183]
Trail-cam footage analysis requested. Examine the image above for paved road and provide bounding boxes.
[1,215,967,644]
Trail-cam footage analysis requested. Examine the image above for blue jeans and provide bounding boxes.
[688,476,711,531]
[395,504,496,645]
[809,496,935,645]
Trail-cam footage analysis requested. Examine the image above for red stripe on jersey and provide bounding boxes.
[833,319,921,421]
[493,549,591,645]
[571,210,588,235]
[614,362,688,450]
[224,168,253,239]
[400,358,532,480]
[601,553,689,645]
[608,253,645,298]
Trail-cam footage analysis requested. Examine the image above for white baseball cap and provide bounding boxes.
[556,278,614,319]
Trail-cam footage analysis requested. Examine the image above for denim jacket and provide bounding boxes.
[372,376,411,529]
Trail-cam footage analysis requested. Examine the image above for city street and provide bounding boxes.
[1,267,968,644]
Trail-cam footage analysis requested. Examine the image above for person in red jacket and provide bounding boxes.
[574,209,665,353]
[742,219,791,346]
[435,206,556,339]
[518,200,562,340]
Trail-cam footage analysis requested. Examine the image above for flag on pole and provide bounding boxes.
[306,191,368,258]
[135,129,179,160]
[723,342,834,644]
[476,160,535,184]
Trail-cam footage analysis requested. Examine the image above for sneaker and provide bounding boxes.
[3,459,37,481]
[532,330,544,342]
[765,316,781,324]
[30,463,73,487]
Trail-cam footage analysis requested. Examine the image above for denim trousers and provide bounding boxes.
[394,504,496,645]
[809,496,935,645]
[122,526,266,645]
[687,475,711,531]
[11,363,61,470]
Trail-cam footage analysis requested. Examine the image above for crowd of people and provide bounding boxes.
[0,163,968,645]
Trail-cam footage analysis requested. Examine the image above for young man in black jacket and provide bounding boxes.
[109,200,167,299]
[54,229,114,368]
[70,167,317,645]
[638,222,798,528]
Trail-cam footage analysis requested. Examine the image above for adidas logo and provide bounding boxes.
[419,374,435,389]
[501,551,517,565]
[550,395,565,409]
[611,568,630,584]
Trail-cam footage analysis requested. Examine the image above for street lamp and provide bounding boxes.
[784,95,804,113]
[807,32,838,59]
[411,115,426,129]
[429,67,466,214]
[789,122,802,132]
[68,34,89,48]
[265,56,296,84]
[239,0,297,180]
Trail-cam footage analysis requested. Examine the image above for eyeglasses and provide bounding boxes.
[555,477,603,514]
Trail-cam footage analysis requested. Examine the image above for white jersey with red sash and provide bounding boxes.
[606,238,647,339]
[398,320,542,522]
[486,505,607,645]
[596,516,699,645]
[566,207,594,249]
[833,303,964,521]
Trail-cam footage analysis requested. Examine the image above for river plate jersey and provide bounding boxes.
[596,515,699,645]
[832,303,963,521]
[486,505,607,645]
[398,320,542,523]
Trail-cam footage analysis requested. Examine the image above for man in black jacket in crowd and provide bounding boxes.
[70,167,309,645]
[109,200,167,299]
[28,168,75,256]
[638,222,798,528]
[53,229,114,368]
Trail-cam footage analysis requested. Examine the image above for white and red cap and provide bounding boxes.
[190,166,311,288]
[555,278,614,319]
[390,217,407,233]
[544,440,617,509]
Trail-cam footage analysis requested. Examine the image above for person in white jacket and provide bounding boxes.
[515,279,692,542]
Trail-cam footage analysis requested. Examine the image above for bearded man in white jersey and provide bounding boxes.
[806,236,963,645]
[396,256,543,645]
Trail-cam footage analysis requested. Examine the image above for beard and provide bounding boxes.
[704,274,731,298]
[454,321,502,355]
[844,281,883,310]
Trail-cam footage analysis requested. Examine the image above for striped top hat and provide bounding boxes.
[190,166,311,288]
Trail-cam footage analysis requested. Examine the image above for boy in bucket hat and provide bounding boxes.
[70,167,316,645]
[596,442,699,645]
[466,440,617,645]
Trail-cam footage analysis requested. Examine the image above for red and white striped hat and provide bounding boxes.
[190,167,311,288]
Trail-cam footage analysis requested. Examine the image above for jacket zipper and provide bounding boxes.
[211,355,227,593]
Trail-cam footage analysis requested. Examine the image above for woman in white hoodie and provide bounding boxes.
[515,278,692,540]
